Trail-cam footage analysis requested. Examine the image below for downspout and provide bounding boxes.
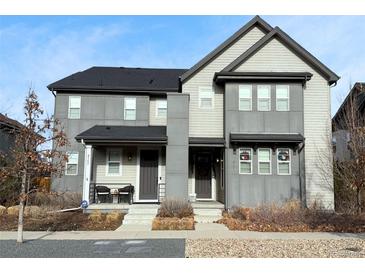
[298,142,305,207]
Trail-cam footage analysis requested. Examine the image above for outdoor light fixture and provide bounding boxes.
[128,153,133,161]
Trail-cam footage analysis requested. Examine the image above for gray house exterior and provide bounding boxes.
[48,16,339,209]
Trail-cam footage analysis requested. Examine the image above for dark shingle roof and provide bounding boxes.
[75,125,167,144]
[0,113,24,129]
[230,133,304,144]
[48,67,188,93]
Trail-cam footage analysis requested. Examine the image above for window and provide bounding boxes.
[66,152,78,175]
[107,150,121,175]
[156,100,167,118]
[257,85,271,111]
[68,96,81,119]
[239,148,252,174]
[277,148,291,175]
[239,85,252,111]
[124,98,136,120]
[276,85,290,111]
[199,87,214,109]
[258,148,271,174]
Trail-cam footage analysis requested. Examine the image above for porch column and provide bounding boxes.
[82,144,93,204]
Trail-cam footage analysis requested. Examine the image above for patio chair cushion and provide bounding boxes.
[118,185,134,194]
[96,186,111,194]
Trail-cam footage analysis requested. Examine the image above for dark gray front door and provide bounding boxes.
[195,153,212,199]
[139,150,159,200]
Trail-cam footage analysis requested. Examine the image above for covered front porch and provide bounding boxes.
[75,125,167,207]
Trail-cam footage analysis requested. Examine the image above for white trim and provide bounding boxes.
[124,97,136,120]
[238,84,252,111]
[105,148,122,176]
[257,85,271,111]
[65,151,79,176]
[277,147,292,175]
[238,148,253,175]
[276,85,290,111]
[82,145,93,203]
[68,96,81,119]
[258,148,272,175]
[135,147,160,203]
[198,86,214,109]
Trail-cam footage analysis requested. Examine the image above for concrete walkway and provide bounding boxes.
[1,223,365,240]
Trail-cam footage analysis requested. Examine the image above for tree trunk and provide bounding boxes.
[356,188,362,215]
[17,172,27,243]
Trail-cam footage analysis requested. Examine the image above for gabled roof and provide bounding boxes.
[222,27,340,85]
[180,16,273,82]
[0,113,24,130]
[48,67,188,94]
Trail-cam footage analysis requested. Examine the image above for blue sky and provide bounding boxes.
[0,15,364,122]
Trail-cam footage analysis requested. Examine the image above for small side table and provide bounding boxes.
[110,188,119,204]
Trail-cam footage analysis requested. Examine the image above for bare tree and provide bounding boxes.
[0,89,69,243]
[333,85,365,214]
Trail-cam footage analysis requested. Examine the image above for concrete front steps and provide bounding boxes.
[192,201,224,223]
[122,204,159,225]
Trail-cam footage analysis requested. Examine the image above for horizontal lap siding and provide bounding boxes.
[235,38,334,208]
[149,98,167,126]
[183,27,266,138]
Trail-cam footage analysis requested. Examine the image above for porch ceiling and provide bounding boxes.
[75,125,167,144]
[230,132,304,145]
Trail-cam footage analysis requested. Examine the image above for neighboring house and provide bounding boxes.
[0,113,24,157]
[48,16,339,209]
[332,82,365,161]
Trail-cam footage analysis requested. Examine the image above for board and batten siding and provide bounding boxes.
[182,26,266,138]
[234,38,334,209]
[149,97,167,126]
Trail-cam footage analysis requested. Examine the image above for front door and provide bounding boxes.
[195,153,212,199]
[139,150,159,200]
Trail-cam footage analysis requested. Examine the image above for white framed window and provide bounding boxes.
[276,85,290,111]
[68,96,81,119]
[156,100,167,118]
[277,148,291,175]
[257,85,271,111]
[239,148,252,174]
[258,148,271,175]
[199,87,214,109]
[124,98,136,120]
[239,85,252,111]
[65,152,78,175]
[107,149,122,176]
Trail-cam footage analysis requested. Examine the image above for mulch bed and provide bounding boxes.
[152,217,195,230]
[0,211,124,231]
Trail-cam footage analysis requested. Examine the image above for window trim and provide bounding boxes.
[238,85,252,111]
[124,97,136,121]
[65,151,79,176]
[68,96,81,119]
[155,99,167,118]
[277,148,291,175]
[276,85,290,111]
[198,86,214,109]
[257,85,271,111]
[106,149,122,176]
[258,148,272,175]
[239,148,253,175]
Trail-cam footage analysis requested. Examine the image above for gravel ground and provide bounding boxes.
[185,239,365,258]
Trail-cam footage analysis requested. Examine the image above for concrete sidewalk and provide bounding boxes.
[1,223,365,241]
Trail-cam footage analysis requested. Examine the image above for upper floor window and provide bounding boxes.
[124,98,136,120]
[68,96,81,119]
[239,85,252,111]
[258,148,271,174]
[277,148,291,175]
[239,148,252,174]
[107,149,122,176]
[257,85,271,111]
[66,152,78,175]
[276,85,290,111]
[156,100,167,118]
[199,87,214,109]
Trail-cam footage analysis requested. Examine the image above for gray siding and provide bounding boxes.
[225,82,305,208]
[149,97,167,126]
[333,129,351,161]
[0,129,15,156]
[165,94,189,199]
[52,93,150,193]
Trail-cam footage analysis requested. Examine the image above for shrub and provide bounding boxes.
[0,205,7,215]
[28,191,82,210]
[157,199,194,218]
[152,217,194,230]
[88,210,103,223]
[0,177,21,207]
[105,211,123,225]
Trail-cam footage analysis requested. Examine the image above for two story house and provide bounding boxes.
[48,16,339,210]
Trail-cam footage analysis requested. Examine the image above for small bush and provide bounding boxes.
[105,211,123,225]
[152,217,194,230]
[157,199,194,218]
[28,191,82,210]
[88,210,103,223]
[0,205,7,215]
[7,205,19,216]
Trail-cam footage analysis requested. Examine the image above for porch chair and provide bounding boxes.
[118,185,135,205]
[95,185,111,203]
